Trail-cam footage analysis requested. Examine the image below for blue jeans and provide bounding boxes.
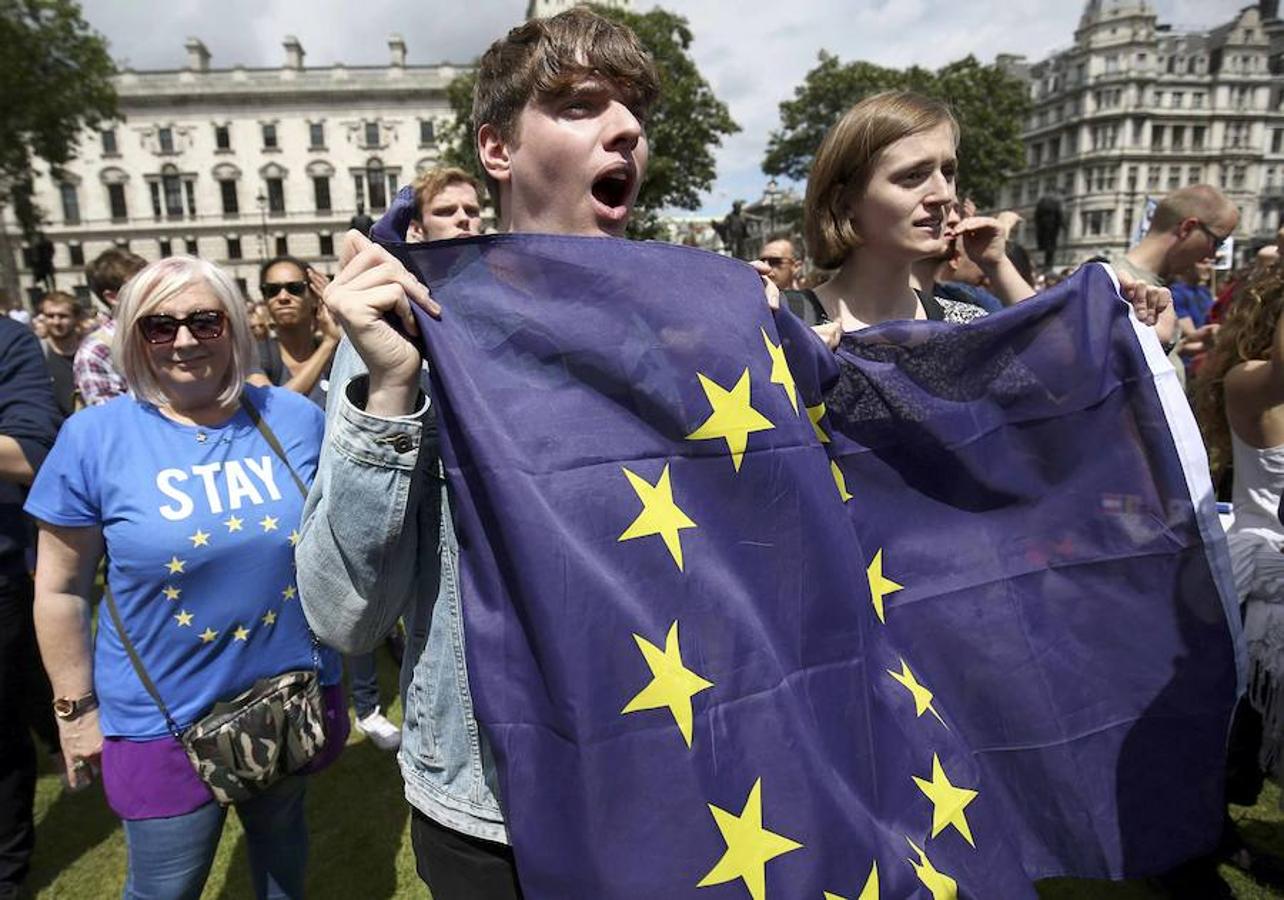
[121,776,307,899]
[346,651,380,719]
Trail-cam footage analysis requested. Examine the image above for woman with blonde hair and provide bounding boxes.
[1195,263,1284,774]
[26,256,344,899]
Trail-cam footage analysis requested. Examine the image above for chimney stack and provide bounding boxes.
[388,34,407,67]
[283,36,305,70]
[185,37,210,72]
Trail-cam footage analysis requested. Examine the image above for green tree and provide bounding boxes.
[0,0,117,301]
[763,51,1030,208]
[440,4,739,239]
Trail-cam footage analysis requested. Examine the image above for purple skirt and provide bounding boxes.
[100,683,350,820]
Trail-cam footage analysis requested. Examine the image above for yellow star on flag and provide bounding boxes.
[260,515,279,532]
[188,529,210,548]
[618,464,697,571]
[198,627,218,644]
[174,609,193,627]
[888,659,947,727]
[233,625,250,642]
[161,585,181,601]
[262,610,278,626]
[698,778,802,900]
[685,368,774,472]
[831,461,853,503]
[165,556,186,575]
[760,328,798,414]
[823,861,880,900]
[621,621,713,748]
[907,837,959,900]
[224,515,244,532]
[288,529,301,547]
[866,549,903,624]
[806,402,830,444]
[282,585,297,601]
[913,754,978,847]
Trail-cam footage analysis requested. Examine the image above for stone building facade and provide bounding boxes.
[6,35,460,305]
[997,0,1284,269]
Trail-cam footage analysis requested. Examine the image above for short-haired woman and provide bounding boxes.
[27,256,344,899]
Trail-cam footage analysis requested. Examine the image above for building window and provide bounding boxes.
[1273,129,1284,154]
[236,277,248,298]
[364,121,380,148]
[1232,165,1246,190]
[159,238,172,257]
[309,122,325,149]
[419,120,435,145]
[266,177,285,215]
[158,127,174,154]
[1167,166,1181,190]
[262,123,278,150]
[107,183,128,221]
[185,237,198,256]
[1152,125,1165,149]
[68,243,84,266]
[1127,166,1138,192]
[227,236,242,260]
[1171,92,1183,110]
[220,180,239,215]
[215,124,231,150]
[353,174,366,211]
[368,162,387,211]
[102,129,118,156]
[1193,127,1206,150]
[163,172,183,218]
[59,182,80,224]
[313,176,331,212]
[149,182,161,218]
[318,233,334,256]
[184,180,196,216]
[275,235,288,256]
[1172,126,1185,149]
[1193,92,1204,109]
[1187,165,1202,185]
[1147,165,1160,189]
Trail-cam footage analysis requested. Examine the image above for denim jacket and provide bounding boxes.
[297,338,507,843]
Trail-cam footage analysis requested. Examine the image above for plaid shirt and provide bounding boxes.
[73,320,127,406]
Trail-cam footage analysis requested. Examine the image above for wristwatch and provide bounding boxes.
[52,691,98,720]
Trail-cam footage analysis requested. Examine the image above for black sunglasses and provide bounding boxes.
[1194,221,1229,252]
[759,256,795,267]
[261,280,307,298]
[138,310,227,344]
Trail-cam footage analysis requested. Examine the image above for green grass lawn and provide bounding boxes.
[24,666,1284,899]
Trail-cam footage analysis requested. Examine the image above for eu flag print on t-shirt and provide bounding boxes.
[25,384,339,738]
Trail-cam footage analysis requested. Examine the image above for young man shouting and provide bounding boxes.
[298,10,658,897]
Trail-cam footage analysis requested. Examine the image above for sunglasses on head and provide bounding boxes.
[261,281,307,298]
[138,310,227,344]
[759,256,795,267]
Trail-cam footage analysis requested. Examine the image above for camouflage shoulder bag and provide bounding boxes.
[101,393,326,806]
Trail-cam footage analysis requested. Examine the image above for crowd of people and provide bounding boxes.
[1,5,1284,899]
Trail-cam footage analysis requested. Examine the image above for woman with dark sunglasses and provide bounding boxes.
[257,255,340,407]
[24,256,346,899]
[257,255,403,752]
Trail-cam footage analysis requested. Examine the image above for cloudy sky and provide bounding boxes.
[79,0,1248,215]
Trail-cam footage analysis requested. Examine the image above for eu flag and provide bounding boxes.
[392,235,1239,898]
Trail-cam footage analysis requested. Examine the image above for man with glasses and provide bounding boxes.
[757,236,800,292]
[1116,184,1239,387]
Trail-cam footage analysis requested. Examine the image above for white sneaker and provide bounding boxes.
[355,707,402,751]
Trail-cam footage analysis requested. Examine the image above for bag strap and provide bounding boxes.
[239,393,307,499]
[102,585,182,739]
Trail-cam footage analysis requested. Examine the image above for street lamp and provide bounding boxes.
[764,177,780,235]
[255,190,268,261]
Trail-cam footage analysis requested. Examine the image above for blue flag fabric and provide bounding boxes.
[392,234,1239,897]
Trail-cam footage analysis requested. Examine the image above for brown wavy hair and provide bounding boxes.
[1195,266,1284,478]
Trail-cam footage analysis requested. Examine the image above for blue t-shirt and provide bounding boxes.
[25,384,339,739]
[1171,283,1214,329]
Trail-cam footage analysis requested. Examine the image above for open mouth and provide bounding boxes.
[591,168,633,213]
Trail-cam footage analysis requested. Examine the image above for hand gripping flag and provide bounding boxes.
[390,234,1239,898]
